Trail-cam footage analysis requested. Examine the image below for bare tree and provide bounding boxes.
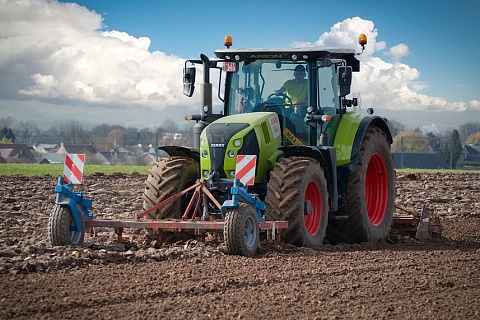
[106,128,126,150]
[46,120,90,145]
[0,117,15,129]
[459,122,480,142]
[392,131,428,153]
[12,120,42,144]
[467,132,480,145]
[386,119,406,137]
[160,118,179,133]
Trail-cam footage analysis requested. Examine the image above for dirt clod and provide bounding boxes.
[1,172,479,319]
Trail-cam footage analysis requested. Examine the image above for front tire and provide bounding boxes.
[48,204,84,246]
[224,203,259,257]
[265,157,329,248]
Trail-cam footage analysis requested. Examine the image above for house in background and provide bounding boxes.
[0,143,37,163]
[463,145,480,162]
[393,152,451,169]
[34,144,58,154]
[462,145,480,169]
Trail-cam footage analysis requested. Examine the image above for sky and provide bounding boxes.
[0,0,479,133]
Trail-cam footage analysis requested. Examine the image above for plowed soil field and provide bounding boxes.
[1,172,479,319]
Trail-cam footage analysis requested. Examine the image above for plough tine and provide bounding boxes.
[136,180,201,219]
[201,185,223,209]
[182,184,202,220]
[191,189,203,218]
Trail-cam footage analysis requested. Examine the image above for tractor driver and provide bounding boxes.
[274,64,308,133]
[274,64,308,113]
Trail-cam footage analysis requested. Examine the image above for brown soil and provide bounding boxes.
[1,172,479,319]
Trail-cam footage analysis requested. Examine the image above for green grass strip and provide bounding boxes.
[0,163,150,176]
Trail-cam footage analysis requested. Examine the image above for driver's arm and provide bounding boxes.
[274,85,286,95]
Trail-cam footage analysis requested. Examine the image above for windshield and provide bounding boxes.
[223,59,339,144]
[225,60,338,115]
[225,60,308,115]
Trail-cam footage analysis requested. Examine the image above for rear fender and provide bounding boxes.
[333,113,392,174]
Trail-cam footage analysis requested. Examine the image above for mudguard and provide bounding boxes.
[159,145,200,163]
[333,111,392,174]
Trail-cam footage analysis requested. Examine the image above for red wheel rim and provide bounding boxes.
[304,180,322,235]
[364,152,388,226]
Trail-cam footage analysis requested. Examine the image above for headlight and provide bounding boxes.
[202,150,208,158]
[228,150,235,158]
[229,170,235,178]
[233,139,241,147]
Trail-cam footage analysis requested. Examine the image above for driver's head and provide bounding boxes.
[293,65,306,80]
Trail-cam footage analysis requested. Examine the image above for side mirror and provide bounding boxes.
[183,67,196,97]
[337,66,352,97]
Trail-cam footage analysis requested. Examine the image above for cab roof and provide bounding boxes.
[214,47,359,71]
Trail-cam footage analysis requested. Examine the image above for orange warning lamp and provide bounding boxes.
[359,34,367,50]
[224,35,233,48]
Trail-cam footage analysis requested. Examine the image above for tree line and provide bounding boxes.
[1,117,480,168]
[386,119,480,168]
[0,117,194,151]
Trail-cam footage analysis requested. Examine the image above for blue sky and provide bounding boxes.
[64,0,479,103]
[1,0,479,132]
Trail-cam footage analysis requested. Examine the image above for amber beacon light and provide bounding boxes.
[224,35,233,48]
[358,34,367,50]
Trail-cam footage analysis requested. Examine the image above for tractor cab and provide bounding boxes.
[214,46,360,147]
[183,36,362,148]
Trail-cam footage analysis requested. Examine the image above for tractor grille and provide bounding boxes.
[260,121,271,144]
[238,129,260,157]
[206,123,250,178]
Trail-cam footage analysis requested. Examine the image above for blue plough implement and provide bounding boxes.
[48,176,288,256]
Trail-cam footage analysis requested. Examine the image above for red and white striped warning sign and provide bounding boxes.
[63,154,85,184]
[235,155,256,186]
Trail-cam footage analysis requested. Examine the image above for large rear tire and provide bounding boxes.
[265,156,329,248]
[328,126,395,243]
[142,156,199,219]
[48,204,85,246]
[224,203,259,257]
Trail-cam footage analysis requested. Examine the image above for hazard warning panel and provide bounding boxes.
[63,153,85,184]
[235,155,257,186]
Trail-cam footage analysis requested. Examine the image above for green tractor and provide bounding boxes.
[143,35,395,255]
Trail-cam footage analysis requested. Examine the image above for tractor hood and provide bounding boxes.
[199,112,283,182]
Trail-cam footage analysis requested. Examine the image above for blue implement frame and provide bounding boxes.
[54,177,93,233]
[220,179,265,221]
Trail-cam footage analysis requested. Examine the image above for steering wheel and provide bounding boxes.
[267,93,293,106]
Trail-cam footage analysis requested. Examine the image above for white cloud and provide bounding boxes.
[293,17,467,113]
[470,100,480,110]
[384,43,411,62]
[410,81,430,92]
[0,2,473,130]
[0,0,189,109]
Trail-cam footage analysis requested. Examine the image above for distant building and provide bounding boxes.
[463,145,480,162]
[0,143,36,163]
[393,152,451,169]
[34,143,58,154]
